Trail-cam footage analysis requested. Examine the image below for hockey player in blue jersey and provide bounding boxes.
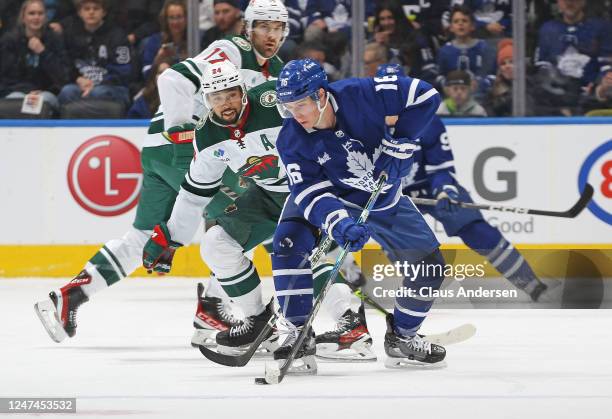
[270,58,448,372]
[378,63,548,302]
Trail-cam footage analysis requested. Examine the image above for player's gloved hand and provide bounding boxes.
[434,185,460,217]
[330,218,370,252]
[143,222,183,274]
[373,134,419,183]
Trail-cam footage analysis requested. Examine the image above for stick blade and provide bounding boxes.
[567,183,594,217]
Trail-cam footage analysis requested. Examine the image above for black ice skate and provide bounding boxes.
[315,307,376,362]
[271,322,317,375]
[384,327,446,368]
[34,270,90,343]
[191,282,241,348]
[524,280,549,302]
[215,300,278,355]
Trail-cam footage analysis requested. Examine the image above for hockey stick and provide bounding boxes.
[198,298,278,367]
[410,183,593,218]
[353,289,476,346]
[255,174,388,385]
[198,212,346,367]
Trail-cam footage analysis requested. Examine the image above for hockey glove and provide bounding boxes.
[330,218,370,252]
[143,222,183,274]
[373,133,419,183]
[434,185,460,218]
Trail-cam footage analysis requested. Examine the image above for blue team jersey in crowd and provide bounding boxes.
[398,115,455,195]
[436,39,497,92]
[276,75,440,231]
[535,17,612,84]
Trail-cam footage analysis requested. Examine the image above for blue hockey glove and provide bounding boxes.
[373,133,419,183]
[143,222,183,274]
[434,185,460,217]
[330,218,370,252]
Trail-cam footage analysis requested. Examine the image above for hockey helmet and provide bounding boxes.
[244,0,289,58]
[201,60,248,121]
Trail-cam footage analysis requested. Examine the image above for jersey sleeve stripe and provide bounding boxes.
[425,160,455,172]
[408,87,438,108]
[186,172,222,187]
[295,180,333,205]
[181,181,220,197]
[170,64,200,92]
[185,59,203,77]
[406,78,420,107]
[303,192,336,220]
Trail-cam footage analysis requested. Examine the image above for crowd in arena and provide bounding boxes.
[0,0,610,118]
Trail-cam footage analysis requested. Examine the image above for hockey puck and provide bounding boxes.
[254,377,269,385]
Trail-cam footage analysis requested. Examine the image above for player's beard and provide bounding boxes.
[217,106,240,125]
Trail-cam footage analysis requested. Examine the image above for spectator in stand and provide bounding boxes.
[284,0,307,43]
[363,41,391,77]
[293,41,342,81]
[127,56,173,118]
[141,0,189,80]
[0,0,69,113]
[436,5,497,99]
[534,0,612,115]
[438,70,488,116]
[485,38,513,116]
[58,0,132,108]
[125,0,164,46]
[303,0,374,41]
[460,0,512,38]
[395,0,452,48]
[201,0,243,50]
[0,0,22,36]
[371,0,438,84]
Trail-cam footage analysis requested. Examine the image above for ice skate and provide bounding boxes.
[191,282,241,348]
[215,300,277,355]
[271,321,317,375]
[316,307,376,362]
[34,270,90,343]
[384,328,446,369]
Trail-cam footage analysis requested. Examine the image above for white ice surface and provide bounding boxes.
[1,278,612,419]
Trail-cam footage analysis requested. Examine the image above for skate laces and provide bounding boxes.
[216,301,239,325]
[229,317,253,337]
[332,313,352,333]
[277,317,299,346]
[401,334,432,354]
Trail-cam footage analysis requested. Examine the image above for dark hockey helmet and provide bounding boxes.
[275,58,328,117]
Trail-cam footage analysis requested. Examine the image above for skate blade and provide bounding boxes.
[316,343,377,363]
[384,356,447,370]
[190,329,218,348]
[252,336,280,357]
[286,355,318,375]
[34,301,67,343]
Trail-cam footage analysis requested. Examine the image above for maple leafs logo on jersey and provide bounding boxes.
[317,152,331,165]
[340,147,391,193]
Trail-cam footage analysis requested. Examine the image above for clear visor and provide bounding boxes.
[206,87,244,108]
[276,96,314,119]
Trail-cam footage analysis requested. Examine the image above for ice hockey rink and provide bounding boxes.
[2,277,612,419]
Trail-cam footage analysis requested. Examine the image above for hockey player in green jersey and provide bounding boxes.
[34,0,292,345]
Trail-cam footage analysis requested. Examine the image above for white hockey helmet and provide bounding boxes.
[245,0,290,56]
[201,60,248,121]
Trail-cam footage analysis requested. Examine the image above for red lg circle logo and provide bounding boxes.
[67,135,142,216]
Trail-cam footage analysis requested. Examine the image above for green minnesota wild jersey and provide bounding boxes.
[181,80,288,198]
[144,35,284,146]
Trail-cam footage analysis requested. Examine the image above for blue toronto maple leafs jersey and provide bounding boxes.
[398,115,456,196]
[276,75,440,231]
[535,17,612,84]
[436,39,497,92]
